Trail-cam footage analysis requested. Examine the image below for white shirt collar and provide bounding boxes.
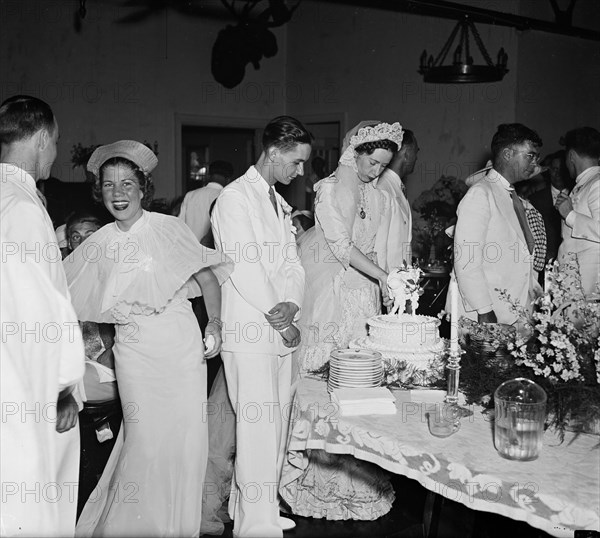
[0,163,38,195]
[488,168,513,190]
[205,182,224,191]
[575,165,600,186]
[247,165,276,195]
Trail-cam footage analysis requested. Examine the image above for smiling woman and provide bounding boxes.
[98,161,146,231]
[64,140,233,537]
[87,141,156,232]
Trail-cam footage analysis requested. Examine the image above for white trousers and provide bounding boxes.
[221,351,293,538]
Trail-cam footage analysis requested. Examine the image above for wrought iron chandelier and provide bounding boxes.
[419,16,508,84]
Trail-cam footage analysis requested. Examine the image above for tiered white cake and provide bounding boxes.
[350,266,446,386]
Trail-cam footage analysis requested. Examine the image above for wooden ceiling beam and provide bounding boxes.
[316,0,600,41]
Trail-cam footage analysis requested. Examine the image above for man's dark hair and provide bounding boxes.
[491,123,542,162]
[262,116,313,153]
[0,95,56,145]
[209,160,234,179]
[541,149,566,168]
[401,129,416,149]
[562,127,600,160]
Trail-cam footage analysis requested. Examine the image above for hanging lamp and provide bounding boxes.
[419,16,508,83]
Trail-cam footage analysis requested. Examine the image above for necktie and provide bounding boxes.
[268,185,278,216]
[510,190,535,255]
[400,181,407,197]
[525,206,547,272]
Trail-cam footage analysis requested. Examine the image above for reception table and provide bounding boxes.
[280,378,600,538]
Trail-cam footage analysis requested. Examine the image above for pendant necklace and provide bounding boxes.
[359,182,367,219]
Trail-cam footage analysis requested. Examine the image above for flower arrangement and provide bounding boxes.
[412,175,468,264]
[460,256,600,438]
[71,143,100,169]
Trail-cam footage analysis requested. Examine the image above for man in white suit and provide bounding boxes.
[178,160,234,243]
[556,127,600,297]
[211,116,310,538]
[453,123,543,324]
[378,128,419,265]
[1,95,84,536]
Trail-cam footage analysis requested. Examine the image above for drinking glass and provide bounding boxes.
[494,378,546,461]
[426,402,461,438]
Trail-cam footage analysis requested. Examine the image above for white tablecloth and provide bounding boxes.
[280,378,600,537]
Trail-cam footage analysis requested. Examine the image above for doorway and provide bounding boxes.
[176,114,343,210]
[181,125,257,193]
[275,119,342,210]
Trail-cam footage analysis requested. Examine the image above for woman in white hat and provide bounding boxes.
[65,140,232,536]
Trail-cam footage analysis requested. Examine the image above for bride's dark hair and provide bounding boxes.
[355,139,398,155]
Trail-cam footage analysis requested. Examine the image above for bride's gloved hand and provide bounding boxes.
[377,273,394,310]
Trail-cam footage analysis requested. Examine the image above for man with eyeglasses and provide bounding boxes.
[452,123,543,325]
[556,127,600,297]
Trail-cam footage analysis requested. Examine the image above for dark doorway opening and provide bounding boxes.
[181,125,257,194]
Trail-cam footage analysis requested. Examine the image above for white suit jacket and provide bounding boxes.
[377,168,412,264]
[451,169,539,324]
[211,166,305,354]
[1,164,84,536]
[178,182,223,242]
[558,166,600,297]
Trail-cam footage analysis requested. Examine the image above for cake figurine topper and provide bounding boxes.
[387,264,424,315]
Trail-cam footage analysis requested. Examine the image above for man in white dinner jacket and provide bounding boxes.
[211,116,310,538]
[555,127,600,297]
[0,95,84,536]
[452,123,543,324]
[377,128,419,265]
[179,159,234,243]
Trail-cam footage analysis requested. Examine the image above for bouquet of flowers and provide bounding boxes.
[460,256,600,438]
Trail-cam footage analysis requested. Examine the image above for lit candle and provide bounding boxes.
[449,272,459,353]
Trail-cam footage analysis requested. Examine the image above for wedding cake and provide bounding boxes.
[350,266,445,386]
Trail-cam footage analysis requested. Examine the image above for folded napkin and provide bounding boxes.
[331,387,397,416]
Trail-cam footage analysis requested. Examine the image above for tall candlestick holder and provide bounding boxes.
[445,347,463,405]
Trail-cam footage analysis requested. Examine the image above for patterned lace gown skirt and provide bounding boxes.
[285,273,395,520]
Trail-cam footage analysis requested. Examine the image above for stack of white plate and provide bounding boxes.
[328,349,383,393]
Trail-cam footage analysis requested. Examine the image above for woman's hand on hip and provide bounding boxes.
[204,320,223,359]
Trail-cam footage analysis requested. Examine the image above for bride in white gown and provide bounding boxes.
[281,121,405,520]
